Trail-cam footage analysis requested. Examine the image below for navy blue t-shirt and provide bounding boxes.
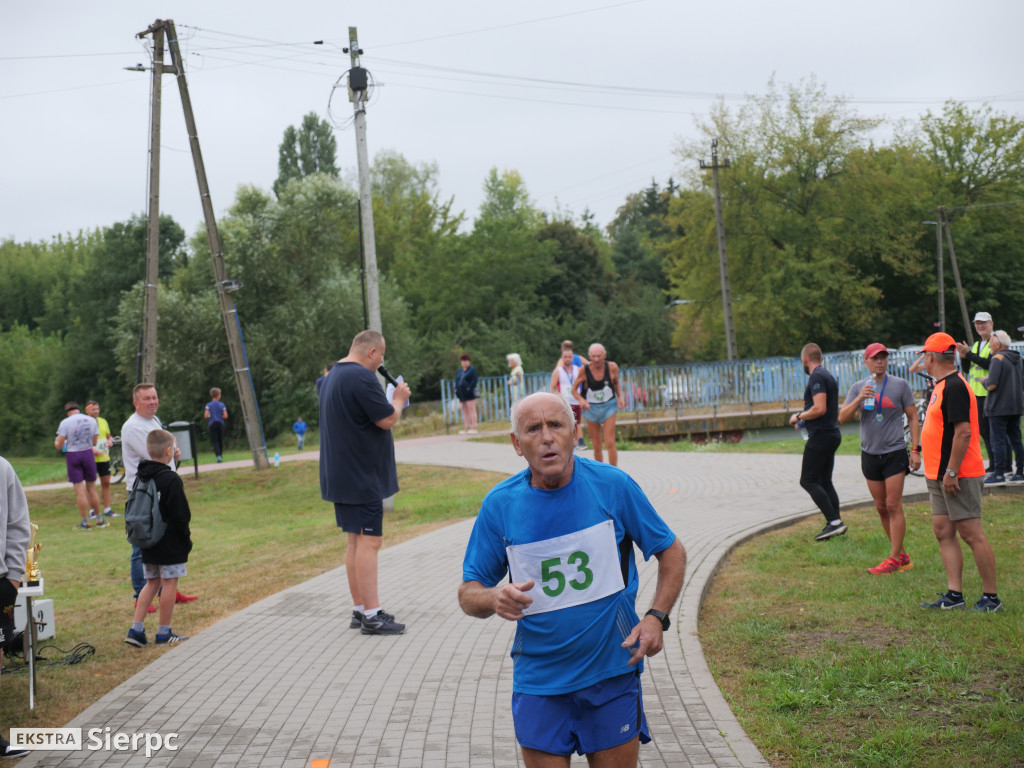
[319,362,398,504]
[804,364,839,435]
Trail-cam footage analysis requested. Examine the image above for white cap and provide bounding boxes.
[973,311,992,322]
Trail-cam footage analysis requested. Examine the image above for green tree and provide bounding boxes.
[664,78,928,359]
[273,112,339,197]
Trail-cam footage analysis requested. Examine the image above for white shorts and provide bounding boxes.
[143,562,187,579]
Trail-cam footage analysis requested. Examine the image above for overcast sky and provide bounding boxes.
[3,1,1022,245]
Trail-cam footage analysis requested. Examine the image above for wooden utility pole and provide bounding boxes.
[345,27,382,334]
[938,207,973,345]
[138,19,270,470]
[700,139,738,360]
[140,23,165,385]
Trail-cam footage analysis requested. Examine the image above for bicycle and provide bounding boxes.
[904,375,934,477]
[108,437,125,484]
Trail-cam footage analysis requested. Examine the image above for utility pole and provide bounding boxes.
[699,139,738,360]
[345,27,382,334]
[938,207,973,345]
[138,19,270,470]
[140,23,165,385]
[922,220,944,331]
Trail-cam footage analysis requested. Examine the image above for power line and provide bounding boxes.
[371,0,650,49]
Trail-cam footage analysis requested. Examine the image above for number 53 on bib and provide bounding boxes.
[505,520,625,615]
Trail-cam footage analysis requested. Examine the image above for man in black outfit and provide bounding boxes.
[789,343,846,541]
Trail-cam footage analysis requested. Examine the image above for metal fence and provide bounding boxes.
[440,343,1024,429]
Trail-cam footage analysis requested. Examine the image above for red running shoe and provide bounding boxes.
[867,556,901,575]
[898,553,914,571]
[175,591,198,604]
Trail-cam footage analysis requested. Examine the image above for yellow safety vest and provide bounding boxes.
[966,339,992,397]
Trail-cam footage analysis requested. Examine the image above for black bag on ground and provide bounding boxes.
[124,476,166,549]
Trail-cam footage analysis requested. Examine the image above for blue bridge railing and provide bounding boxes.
[438,344,1023,429]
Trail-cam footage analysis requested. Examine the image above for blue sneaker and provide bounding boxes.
[921,592,966,610]
[155,631,189,645]
[984,473,1006,487]
[972,595,1003,613]
[124,628,148,647]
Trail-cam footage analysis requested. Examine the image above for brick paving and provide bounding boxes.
[18,436,926,767]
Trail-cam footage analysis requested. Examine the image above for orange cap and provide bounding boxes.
[918,332,957,354]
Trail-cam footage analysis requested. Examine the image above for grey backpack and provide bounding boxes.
[124,476,166,548]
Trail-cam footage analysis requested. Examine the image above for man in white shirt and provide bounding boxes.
[121,384,196,606]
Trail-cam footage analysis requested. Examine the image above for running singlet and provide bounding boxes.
[555,364,580,405]
[584,364,616,404]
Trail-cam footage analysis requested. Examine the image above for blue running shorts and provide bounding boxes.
[511,670,651,756]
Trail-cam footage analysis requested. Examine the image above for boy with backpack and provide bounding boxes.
[124,429,193,647]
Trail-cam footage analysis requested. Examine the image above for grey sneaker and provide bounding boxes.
[124,628,148,647]
[972,595,1003,613]
[360,611,406,635]
[921,592,966,610]
[155,631,189,645]
[813,522,847,541]
[351,609,394,628]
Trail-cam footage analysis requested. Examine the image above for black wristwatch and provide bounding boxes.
[645,609,670,631]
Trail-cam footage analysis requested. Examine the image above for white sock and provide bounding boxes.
[353,605,364,614]
[363,607,380,618]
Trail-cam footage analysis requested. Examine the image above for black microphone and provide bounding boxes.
[377,365,401,388]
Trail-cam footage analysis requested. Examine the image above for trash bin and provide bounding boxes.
[168,421,199,479]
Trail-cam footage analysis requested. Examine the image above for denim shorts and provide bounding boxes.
[511,670,651,756]
[582,399,618,424]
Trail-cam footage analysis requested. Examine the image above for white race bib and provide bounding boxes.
[506,520,625,615]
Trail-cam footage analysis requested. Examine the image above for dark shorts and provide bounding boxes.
[861,448,909,482]
[95,460,111,478]
[0,576,17,650]
[511,670,651,756]
[334,500,383,537]
[66,450,97,484]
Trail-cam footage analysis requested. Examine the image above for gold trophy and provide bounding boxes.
[25,523,41,587]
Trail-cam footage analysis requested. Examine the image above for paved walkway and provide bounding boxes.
[19,437,927,767]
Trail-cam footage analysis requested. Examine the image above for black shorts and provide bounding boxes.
[861,449,909,482]
[0,576,17,650]
[95,460,111,478]
[334,501,383,537]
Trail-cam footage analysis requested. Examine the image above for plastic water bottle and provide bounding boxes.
[273,452,280,467]
[864,382,875,411]
[796,420,809,441]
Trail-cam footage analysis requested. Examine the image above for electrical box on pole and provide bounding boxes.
[344,27,382,335]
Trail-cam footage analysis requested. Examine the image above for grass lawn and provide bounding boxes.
[700,495,1024,767]
[1,460,505,732]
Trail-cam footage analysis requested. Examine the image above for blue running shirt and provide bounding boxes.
[462,456,677,695]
